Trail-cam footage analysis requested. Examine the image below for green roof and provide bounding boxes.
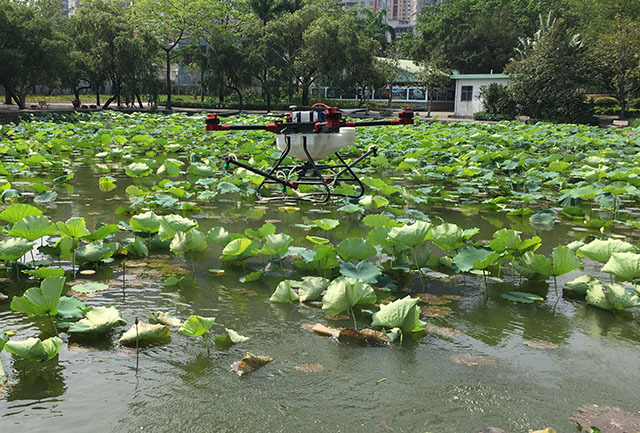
[450,73,509,79]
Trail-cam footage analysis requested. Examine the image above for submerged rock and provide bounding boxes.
[570,404,640,433]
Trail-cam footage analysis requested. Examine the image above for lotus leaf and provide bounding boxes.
[388,221,431,247]
[239,269,264,282]
[359,195,389,209]
[207,226,230,246]
[85,224,119,242]
[601,252,640,281]
[71,282,109,294]
[292,244,338,270]
[452,246,497,272]
[4,336,63,362]
[488,229,541,255]
[75,241,118,264]
[0,237,34,262]
[371,296,426,333]
[157,158,183,176]
[231,352,273,376]
[269,280,299,303]
[564,275,601,294]
[586,284,614,311]
[10,276,65,317]
[431,223,465,252]
[514,251,552,280]
[178,315,215,337]
[260,233,293,256]
[56,296,87,320]
[550,246,582,276]
[362,214,399,228]
[125,237,149,257]
[126,162,152,177]
[216,181,241,194]
[158,214,198,240]
[0,203,42,224]
[57,217,90,240]
[313,218,339,231]
[529,210,556,227]
[129,211,161,234]
[577,239,635,264]
[336,238,376,261]
[226,328,249,343]
[170,229,207,254]
[321,277,376,316]
[222,238,253,256]
[119,321,170,346]
[339,261,382,283]
[298,276,330,302]
[2,188,21,202]
[98,176,117,191]
[68,306,126,335]
[306,235,329,245]
[605,283,640,310]
[244,222,275,240]
[149,311,182,327]
[501,291,544,303]
[8,215,57,241]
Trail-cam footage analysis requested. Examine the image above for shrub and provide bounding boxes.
[592,96,618,107]
[480,83,516,119]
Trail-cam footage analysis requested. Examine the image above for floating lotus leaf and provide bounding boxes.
[501,291,544,303]
[222,238,252,256]
[10,276,65,317]
[388,221,431,248]
[118,321,170,346]
[75,241,118,264]
[8,215,57,241]
[312,218,339,231]
[586,284,614,311]
[0,237,34,262]
[0,203,42,224]
[371,295,426,333]
[129,211,161,234]
[362,214,400,229]
[564,275,601,294]
[68,306,126,335]
[57,217,90,240]
[577,239,635,264]
[178,315,215,337]
[2,188,21,202]
[56,296,87,320]
[431,223,465,252]
[298,276,330,302]
[260,233,293,256]
[601,252,640,281]
[339,260,382,283]
[322,277,376,316]
[225,328,249,343]
[269,280,299,303]
[239,269,264,283]
[529,209,556,227]
[605,283,640,310]
[4,336,63,362]
[149,311,182,327]
[306,235,329,245]
[70,282,109,294]
[158,214,198,240]
[336,238,376,261]
[231,352,273,376]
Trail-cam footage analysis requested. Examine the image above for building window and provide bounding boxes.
[461,85,473,101]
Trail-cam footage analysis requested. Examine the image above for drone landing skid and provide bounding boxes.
[224,136,377,204]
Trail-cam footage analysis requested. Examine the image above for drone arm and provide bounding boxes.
[205,113,279,132]
[345,119,413,127]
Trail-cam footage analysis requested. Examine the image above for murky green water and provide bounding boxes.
[1,164,640,433]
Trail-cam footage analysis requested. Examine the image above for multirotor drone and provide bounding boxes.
[205,103,414,203]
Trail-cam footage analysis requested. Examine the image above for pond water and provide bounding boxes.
[1,161,639,433]
[1,115,640,433]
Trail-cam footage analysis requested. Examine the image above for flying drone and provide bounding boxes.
[205,103,414,203]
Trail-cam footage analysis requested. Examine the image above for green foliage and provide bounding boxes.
[478,83,516,119]
[10,276,65,318]
[269,280,299,303]
[68,306,127,335]
[371,295,425,333]
[4,336,63,362]
[178,315,215,337]
[321,277,376,317]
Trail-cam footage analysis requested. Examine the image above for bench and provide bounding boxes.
[612,119,629,128]
[38,101,50,110]
[516,115,531,123]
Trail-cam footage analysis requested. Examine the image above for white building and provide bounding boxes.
[451,72,509,118]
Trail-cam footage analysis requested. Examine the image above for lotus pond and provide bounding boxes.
[1,112,640,433]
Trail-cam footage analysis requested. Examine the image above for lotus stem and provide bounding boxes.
[350,307,357,330]
[72,249,76,279]
[202,335,210,356]
[135,317,140,370]
[553,276,559,299]
[48,313,59,336]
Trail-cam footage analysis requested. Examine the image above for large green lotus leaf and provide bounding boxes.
[336,238,376,261]
[362,214,400,228]
[34,191,57,204]
[222,238,252,256]
[260,233,293,256]
[2,188,21,202]
[125,162,152,177]
[339,261,382,283]
[489,229,541,255]
[125,237,148,257]
[118,321,170,346]
[8,215,57,241]
[601,252,640,281]
[298,276,330,302]
[68,306,126,335]
[514,251,552,279]
[98,176,117,192]
[366,226,392,248]
[306,235,329,245]
[75,241,118,264]
[605,283,640,310]
[371,296,426,333]
[178,315,215,337]
[4,336,62,362]
[321,277,376,316]
[313,218,339,231]
[244,222,276,240]
[551,246,582,276]
[269,280,299,303]
[586,284,614,311]
[207,226,230,246]
[292,244,338,270]
[0,237,34,261]
[529,209,556,227]
[10,276,65,317]
[157,158,183,176]
[56,296,87,320]
[129,211,161,235]
[0,203,42,224]
[359,195,389,210]
[57,217,90,239]
[452,246,497,272]
[158,214,198,240]
[23,267,65,279]
[70,282,109,294]
[85,224,119,242]
[577,239,636,264]
[170,230,207,254]
[564,275,601,295]
[388,221,431,247]
[431,223,465,252]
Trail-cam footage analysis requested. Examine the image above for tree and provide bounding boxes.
[134,0,198,110]
[506,18,593,124]
[591,20,640,118]
[415,55,451,117]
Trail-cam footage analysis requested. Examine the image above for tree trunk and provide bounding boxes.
[136,94,143,108]
[102,95,117,110]
[427,86,432,118]
[3,84,12,104]
[230,86,243,110]
[618,94,627,119]
[387,83,392,108]
[165,49,172,110]
[96,87,101,106]
[12,93,26,110]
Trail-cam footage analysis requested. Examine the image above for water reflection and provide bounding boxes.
[5,358,66,401]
